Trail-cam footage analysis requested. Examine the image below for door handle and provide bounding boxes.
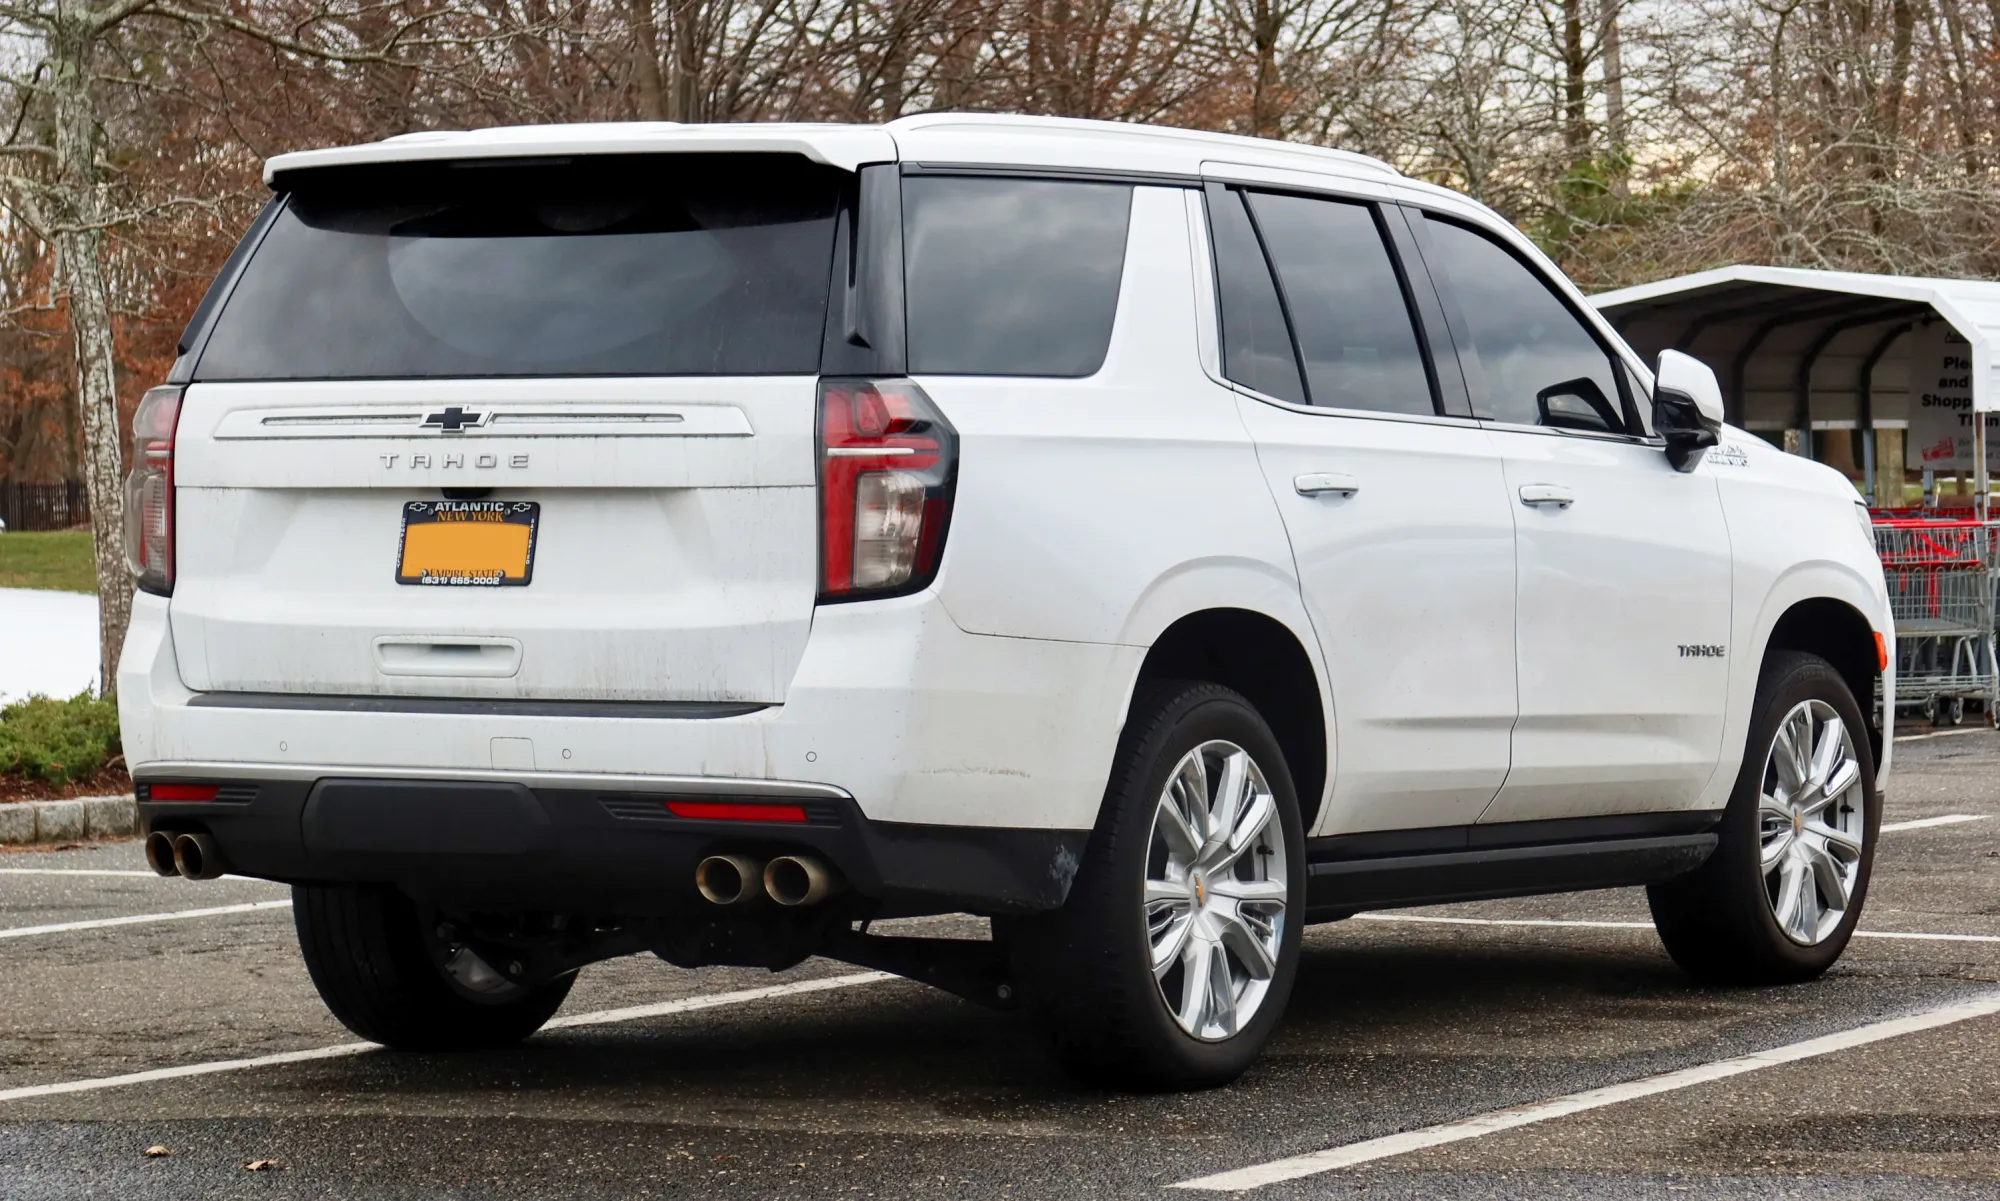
[1518,484,1575,509]
[1295,472,1360,498]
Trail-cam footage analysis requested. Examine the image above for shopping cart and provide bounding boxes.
[1872,517,1998,725]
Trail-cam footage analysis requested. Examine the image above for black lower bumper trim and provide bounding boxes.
[138,776,1085,917]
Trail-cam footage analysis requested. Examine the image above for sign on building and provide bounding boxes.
[1906,321,1997,470]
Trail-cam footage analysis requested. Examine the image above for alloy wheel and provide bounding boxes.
[1758,699,1867,945]
[1144,739,1288,1041]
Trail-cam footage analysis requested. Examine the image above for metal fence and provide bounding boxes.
[0,481,89,531]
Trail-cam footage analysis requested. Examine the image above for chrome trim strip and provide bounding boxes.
[184,692,769,720]
[131,762,854,800]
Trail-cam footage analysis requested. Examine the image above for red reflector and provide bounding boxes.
[149,783,219,802]
[1875,631,1889,670]
[664,801,808,823]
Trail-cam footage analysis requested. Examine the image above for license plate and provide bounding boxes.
[395,501,539,586]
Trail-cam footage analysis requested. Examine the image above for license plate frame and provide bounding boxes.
[395,500,539,587]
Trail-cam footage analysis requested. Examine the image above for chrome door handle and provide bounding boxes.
[1518,484,1575,509]
[1295,472,1360,498]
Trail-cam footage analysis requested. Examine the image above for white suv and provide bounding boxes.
[119,114,1893,1088]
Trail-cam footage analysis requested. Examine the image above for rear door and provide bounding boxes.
[169,153,845,703]
[1410,211,1734,821]
[1210,185,1520,834]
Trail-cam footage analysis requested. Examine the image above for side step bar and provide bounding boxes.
[1305,833,1718,919]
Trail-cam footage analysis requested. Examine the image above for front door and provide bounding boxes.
[1206,184,1520,834]
[1413,212,1734,822]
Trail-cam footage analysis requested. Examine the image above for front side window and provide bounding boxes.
[902,177,1132,377]
[1419,216,1628,433]
[197,155,843,380]
[1244,192,1436,416]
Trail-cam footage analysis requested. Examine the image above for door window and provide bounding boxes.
[1419,216,1630,433]
[1207,187,1307,405]
[1243,193,1437,416]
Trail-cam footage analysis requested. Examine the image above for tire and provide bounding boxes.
[294,883,574,1050]
[1013,681,1306,1089]
[1648,651,1880,985]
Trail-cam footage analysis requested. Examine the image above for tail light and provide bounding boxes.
[123,385,184,596]
[817,378,958,600]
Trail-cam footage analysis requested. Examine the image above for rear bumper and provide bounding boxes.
[137,770,1086,915]
[118,589,1141,832]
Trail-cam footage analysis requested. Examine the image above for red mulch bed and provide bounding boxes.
[0,764,132,803]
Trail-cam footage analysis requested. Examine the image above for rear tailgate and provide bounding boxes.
[169,378,816,702]
[167,151,845,703]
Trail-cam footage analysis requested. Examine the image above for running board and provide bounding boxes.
[1305,833,1718,920]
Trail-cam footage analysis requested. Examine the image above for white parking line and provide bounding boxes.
[1880,813,1989,832]
[1173,989,2000,1191]
[0,869,281,881]
[1895,727,1994,742]
[0,869,167,878]
[0,971,894,1104]
[0,900,294,939]
[1351,912,2000,944]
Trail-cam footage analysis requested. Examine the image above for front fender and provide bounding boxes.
[1705,558,1893,809]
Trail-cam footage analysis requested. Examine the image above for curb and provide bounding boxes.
[0,795,138,847]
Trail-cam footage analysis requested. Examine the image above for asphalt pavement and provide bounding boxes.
[3,729,1998,1199]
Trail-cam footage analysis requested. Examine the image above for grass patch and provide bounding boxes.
[0,690,121,786]
[0,529,98,593]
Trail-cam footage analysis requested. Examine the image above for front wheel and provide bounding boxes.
[1014,681,1305,1089]
[1649,651,1879,985]
[294,884,574,1050]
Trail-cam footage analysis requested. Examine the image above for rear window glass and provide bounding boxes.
[195,155,843,380]
[902,177,1132,377]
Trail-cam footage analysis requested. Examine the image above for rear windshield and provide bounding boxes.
[195,155,843,380]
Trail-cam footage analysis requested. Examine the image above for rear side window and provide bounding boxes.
[1418,215,1629,433]
[902,177,1132,377]
[1245,192,1436,416]
[195,155,843,380]
[1207,188,1306,405]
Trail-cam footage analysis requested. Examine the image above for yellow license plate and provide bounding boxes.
[395,501,539,586]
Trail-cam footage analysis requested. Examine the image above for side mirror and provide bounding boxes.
[1653,349,1724,472]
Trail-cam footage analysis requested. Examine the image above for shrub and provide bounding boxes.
[0,690,122,785]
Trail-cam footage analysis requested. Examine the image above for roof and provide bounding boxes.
[262,113,1401,187]
[1591,264,2000,425]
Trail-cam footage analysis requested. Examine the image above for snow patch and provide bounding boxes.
[0,588,100,703]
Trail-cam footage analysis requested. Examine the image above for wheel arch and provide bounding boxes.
[1131,607,1330,832]
[1761,593,1885,772]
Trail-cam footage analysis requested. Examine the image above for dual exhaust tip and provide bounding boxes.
[149,831,835,902]
[696,853,842,907]
[144,830,227,881]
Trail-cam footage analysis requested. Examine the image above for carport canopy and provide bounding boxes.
[1592,266,2000,505]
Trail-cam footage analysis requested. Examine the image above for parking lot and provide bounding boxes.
[2,729,1997,1200]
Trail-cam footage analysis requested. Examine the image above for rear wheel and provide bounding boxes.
[294,884,573,1050]
[1649,651,1879,985]
[1015,681,1305,1089]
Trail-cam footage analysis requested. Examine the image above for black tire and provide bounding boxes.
[1648,651,1880,985]
[294,883,573,1050]
[1013,681,1306,1090]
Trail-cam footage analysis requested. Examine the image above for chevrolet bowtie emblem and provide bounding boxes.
[422,406,488,433]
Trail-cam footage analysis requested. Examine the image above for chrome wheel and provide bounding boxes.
[1758,699,1866,946]
[1144,739,1288,1041]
